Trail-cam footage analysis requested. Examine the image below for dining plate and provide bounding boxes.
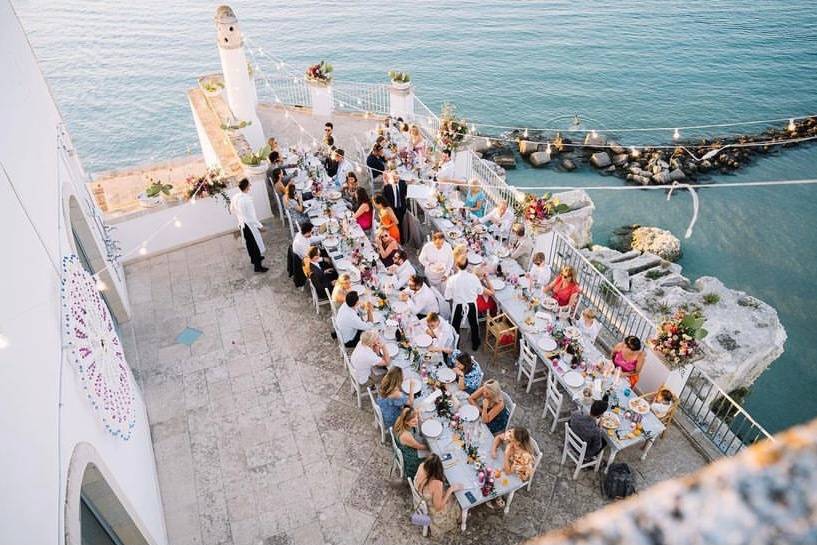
[334,259,352,270]
[491,279,506,291]
[563,371,585,389]
[422,201,436,209]
[391,300,409,314]
[436,367,456,383]
[311,216,328,226]
[414,333,433,348]
[323,237,339,249]
[385,342,399,357]
[629,398,650,415]
[601,413,621,430]
[327,190,342,200]
[495,247,510,258]
[457,404,479,422]
[421,419,443,438]
[448,230,463,239]
[402,378,422,394]
[467,253,484,265]
[564,326,582,339]
[538,338,558,352]
[429,209,443,218]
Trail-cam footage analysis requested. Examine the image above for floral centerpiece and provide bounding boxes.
[437,103,470,152]
[476,462,496,497]
[305,60,333,85]
[649,309,707,368]
[434,387,455,419]
[550,324,584,365]
[516,192,571,228]
[185,168,230,208]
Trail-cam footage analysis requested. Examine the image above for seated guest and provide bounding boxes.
[389,250,416,290]
[543,265,581,309]
[452,243,468,269]
[409,124,427,158]
[337,291,374,347]
[479,199,515,237]
[375,228,400,267]
[490,427,535,485]
[366,144,387,178]
[611,335,646,388]
[424,312,457,360]
[333,149,354,187]
[648,388,676,420]
[292,221,324,259]
[400,275,439,317]
[376,367,413,429]
[331,273,352,307]
[393,406,428,479]
[414,454,462,535]
[578,308,602,344]
[463,178,487,218]
[509,223,534,270]
[419,231,454,288]
[373,195,401,243]
[268,150,297,174]
[434,149,460,196]
[569,397,609,459]
[341,171,360,207]
[303,246,336,300]
[453,351,483,394]
[269,167,287,196]
[267,137,279,153]
[350,330,390,387]
[468,379,509,435]
[353,187,374,232]
[528,251,551,287]
[284,183,307,224]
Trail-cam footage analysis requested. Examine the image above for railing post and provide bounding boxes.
[389,82,414,120]
[307,79,333,118]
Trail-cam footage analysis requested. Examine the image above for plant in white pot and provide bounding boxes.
[137,177,172,208]
[388,70,411,90]
[241,144,271,175]
[305,61,333,86]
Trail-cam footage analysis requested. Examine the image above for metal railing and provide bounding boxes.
[332,81,390,115]
[413,95,441,138]
[462,150,523,209]
[257,75,311,109]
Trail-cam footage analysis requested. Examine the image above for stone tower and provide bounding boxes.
[214,5,265,149]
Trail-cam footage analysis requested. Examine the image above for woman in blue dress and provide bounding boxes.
[467,379,509,435]
[376,367,412,429]
[463,179,487,218]
[452,351,483,394]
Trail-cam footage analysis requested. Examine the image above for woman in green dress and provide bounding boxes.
[393,406,427,479]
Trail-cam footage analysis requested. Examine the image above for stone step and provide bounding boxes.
[607,250,642,264]
[609,254,663,275]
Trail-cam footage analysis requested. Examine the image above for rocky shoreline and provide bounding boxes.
[473,116,817,185]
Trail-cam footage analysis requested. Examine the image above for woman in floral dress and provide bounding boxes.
[414,454,462,535]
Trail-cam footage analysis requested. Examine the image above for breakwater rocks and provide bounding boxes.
[582,245,786,394]
[609,225,682,262]
[503,116,817,184]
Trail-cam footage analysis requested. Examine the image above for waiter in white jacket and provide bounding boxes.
[230,178,268,273]
[444,260,494,351]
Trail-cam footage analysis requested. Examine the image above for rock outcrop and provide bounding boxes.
[529,151,551,167]
[609,225,682,262]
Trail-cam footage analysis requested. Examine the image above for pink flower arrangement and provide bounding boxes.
[649,310,707,368]
[519,193,571,222]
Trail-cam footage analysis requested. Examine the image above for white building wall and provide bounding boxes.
[0,3,167,544]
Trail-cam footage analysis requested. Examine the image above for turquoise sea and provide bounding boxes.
[15,0,817,433]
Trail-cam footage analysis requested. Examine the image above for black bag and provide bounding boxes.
[601,463,636,499]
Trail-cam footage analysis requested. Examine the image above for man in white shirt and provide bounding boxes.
[400,275,439,318]
[444,260,494,351]
[479,199,515,238]
[350,330,391,386]
[333,148,354,187]
[336,291,374,347]
[389,250,416,290]
[419,231,454,288]
[292,221,325,259]
[434,149,462,196]
[424,312,456,364]
[509,223,534,270]
[230,178,267,273]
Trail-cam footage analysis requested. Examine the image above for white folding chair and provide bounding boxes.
[407,477,430,537]
[516,338,547,393]
[561,422,604,480]
[501,391,516,433]
[326,288,339,316]
[367,387,386,444]
[308,278,331,315]
[285,208,297,239]
[344,351,364,409]
[273,189,286,226]
[527,437,544,492]
[331,317,348,360]
[542,370,571,433]
[388,427,405,478]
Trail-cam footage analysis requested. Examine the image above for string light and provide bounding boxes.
[788,118,796,132]
[173,217,182,228]
[138,246,147,256]
[590,130,598,138]
[545,142,552,154]
[631,146,641,157]
[523,128,529,138]
[95,278,108,291]
[0,332,8,349]
[673,128,681,140]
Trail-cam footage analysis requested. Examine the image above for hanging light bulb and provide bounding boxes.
[275,97,281,104]
[631,146,641,157]
[673,128,681,140]
[0,332,9,349]
[284,111,289,118]
[357,99,362,105]
[139,246,148,256]
[95,277,108,291]
[523,128,529,138]
[590,130,598,139]
[191,195,197,205]
[173,217,182,228]
[356,165,362,173]
[788,118,796,132]
[299,126,305,133]
[546,142,552,154]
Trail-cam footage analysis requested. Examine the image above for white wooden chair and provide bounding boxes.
[285,208,297,239]
[516,338,547,393]
[407,477,430,537]
[272,189,286,227]
[307,277,331,315]
[561,422,604,480]
[344,351,364,409]
[331,317,348,360]
[526,437,544,492]
[367,387,386,444]
[388,427,405,478]
[501,391,516,433]
[326,287,339,316]
[542,370,571,433]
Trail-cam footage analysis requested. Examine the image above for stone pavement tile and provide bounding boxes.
[318,503,376,545]
[183,369,210,411]
[196,488,231,545]
[230,517,261,545]
[289,521,327,545]
[302,462,344,512]
[542,477,608,534]
[164,503,203,545]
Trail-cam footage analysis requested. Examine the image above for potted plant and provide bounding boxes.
[649,309,707,369]
[240,144,271,175]
[305,61,333,86]
[199,75,224,97]
[137,176,173,208]
[185,168,231,209]
[388,70,411,91]
[437,102,470,152]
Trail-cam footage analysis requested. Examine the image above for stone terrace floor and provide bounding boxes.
[120,217,708,545]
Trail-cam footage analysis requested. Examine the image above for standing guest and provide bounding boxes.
[267,137,279,153]
[468,379,509,435]
[284,182,307,224]
[373,195,401,243]
[389,250,416,290]
[578,308,602,344]
[528,252,551,287]
[336,291,374,347]
[303,246,336,300]
[350,330,390,387]
[434,149,460,196]
[376,367,413,429]
[230,178,267,273]
[292,221,324,259]
[383,168,408,228]
[452,243,469,269]
[453,351,483,394]
[445,260,494,351]
[366,144,387,178]
[333,149,354,187]
[400,275,439,317]
[409,124,427,158]
[331,273,352,307]
[490,427,535,482]
[419,232,454,288]
[424,313,457,361]
[479,199,515,237]
[322,122,334,147]
[543,265,581,309]
[463,179,487,218]
[509,223,534,269]
[414,454,462,535]
[353,187,374,232]
[611,335,646,388]
[324,138,338,177]
[569,397,609,459]
[393,407,428,479]
[374,228,400,267]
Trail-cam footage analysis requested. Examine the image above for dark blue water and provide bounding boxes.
[15,0,817,432]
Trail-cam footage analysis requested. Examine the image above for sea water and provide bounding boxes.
[14,0,817,432]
